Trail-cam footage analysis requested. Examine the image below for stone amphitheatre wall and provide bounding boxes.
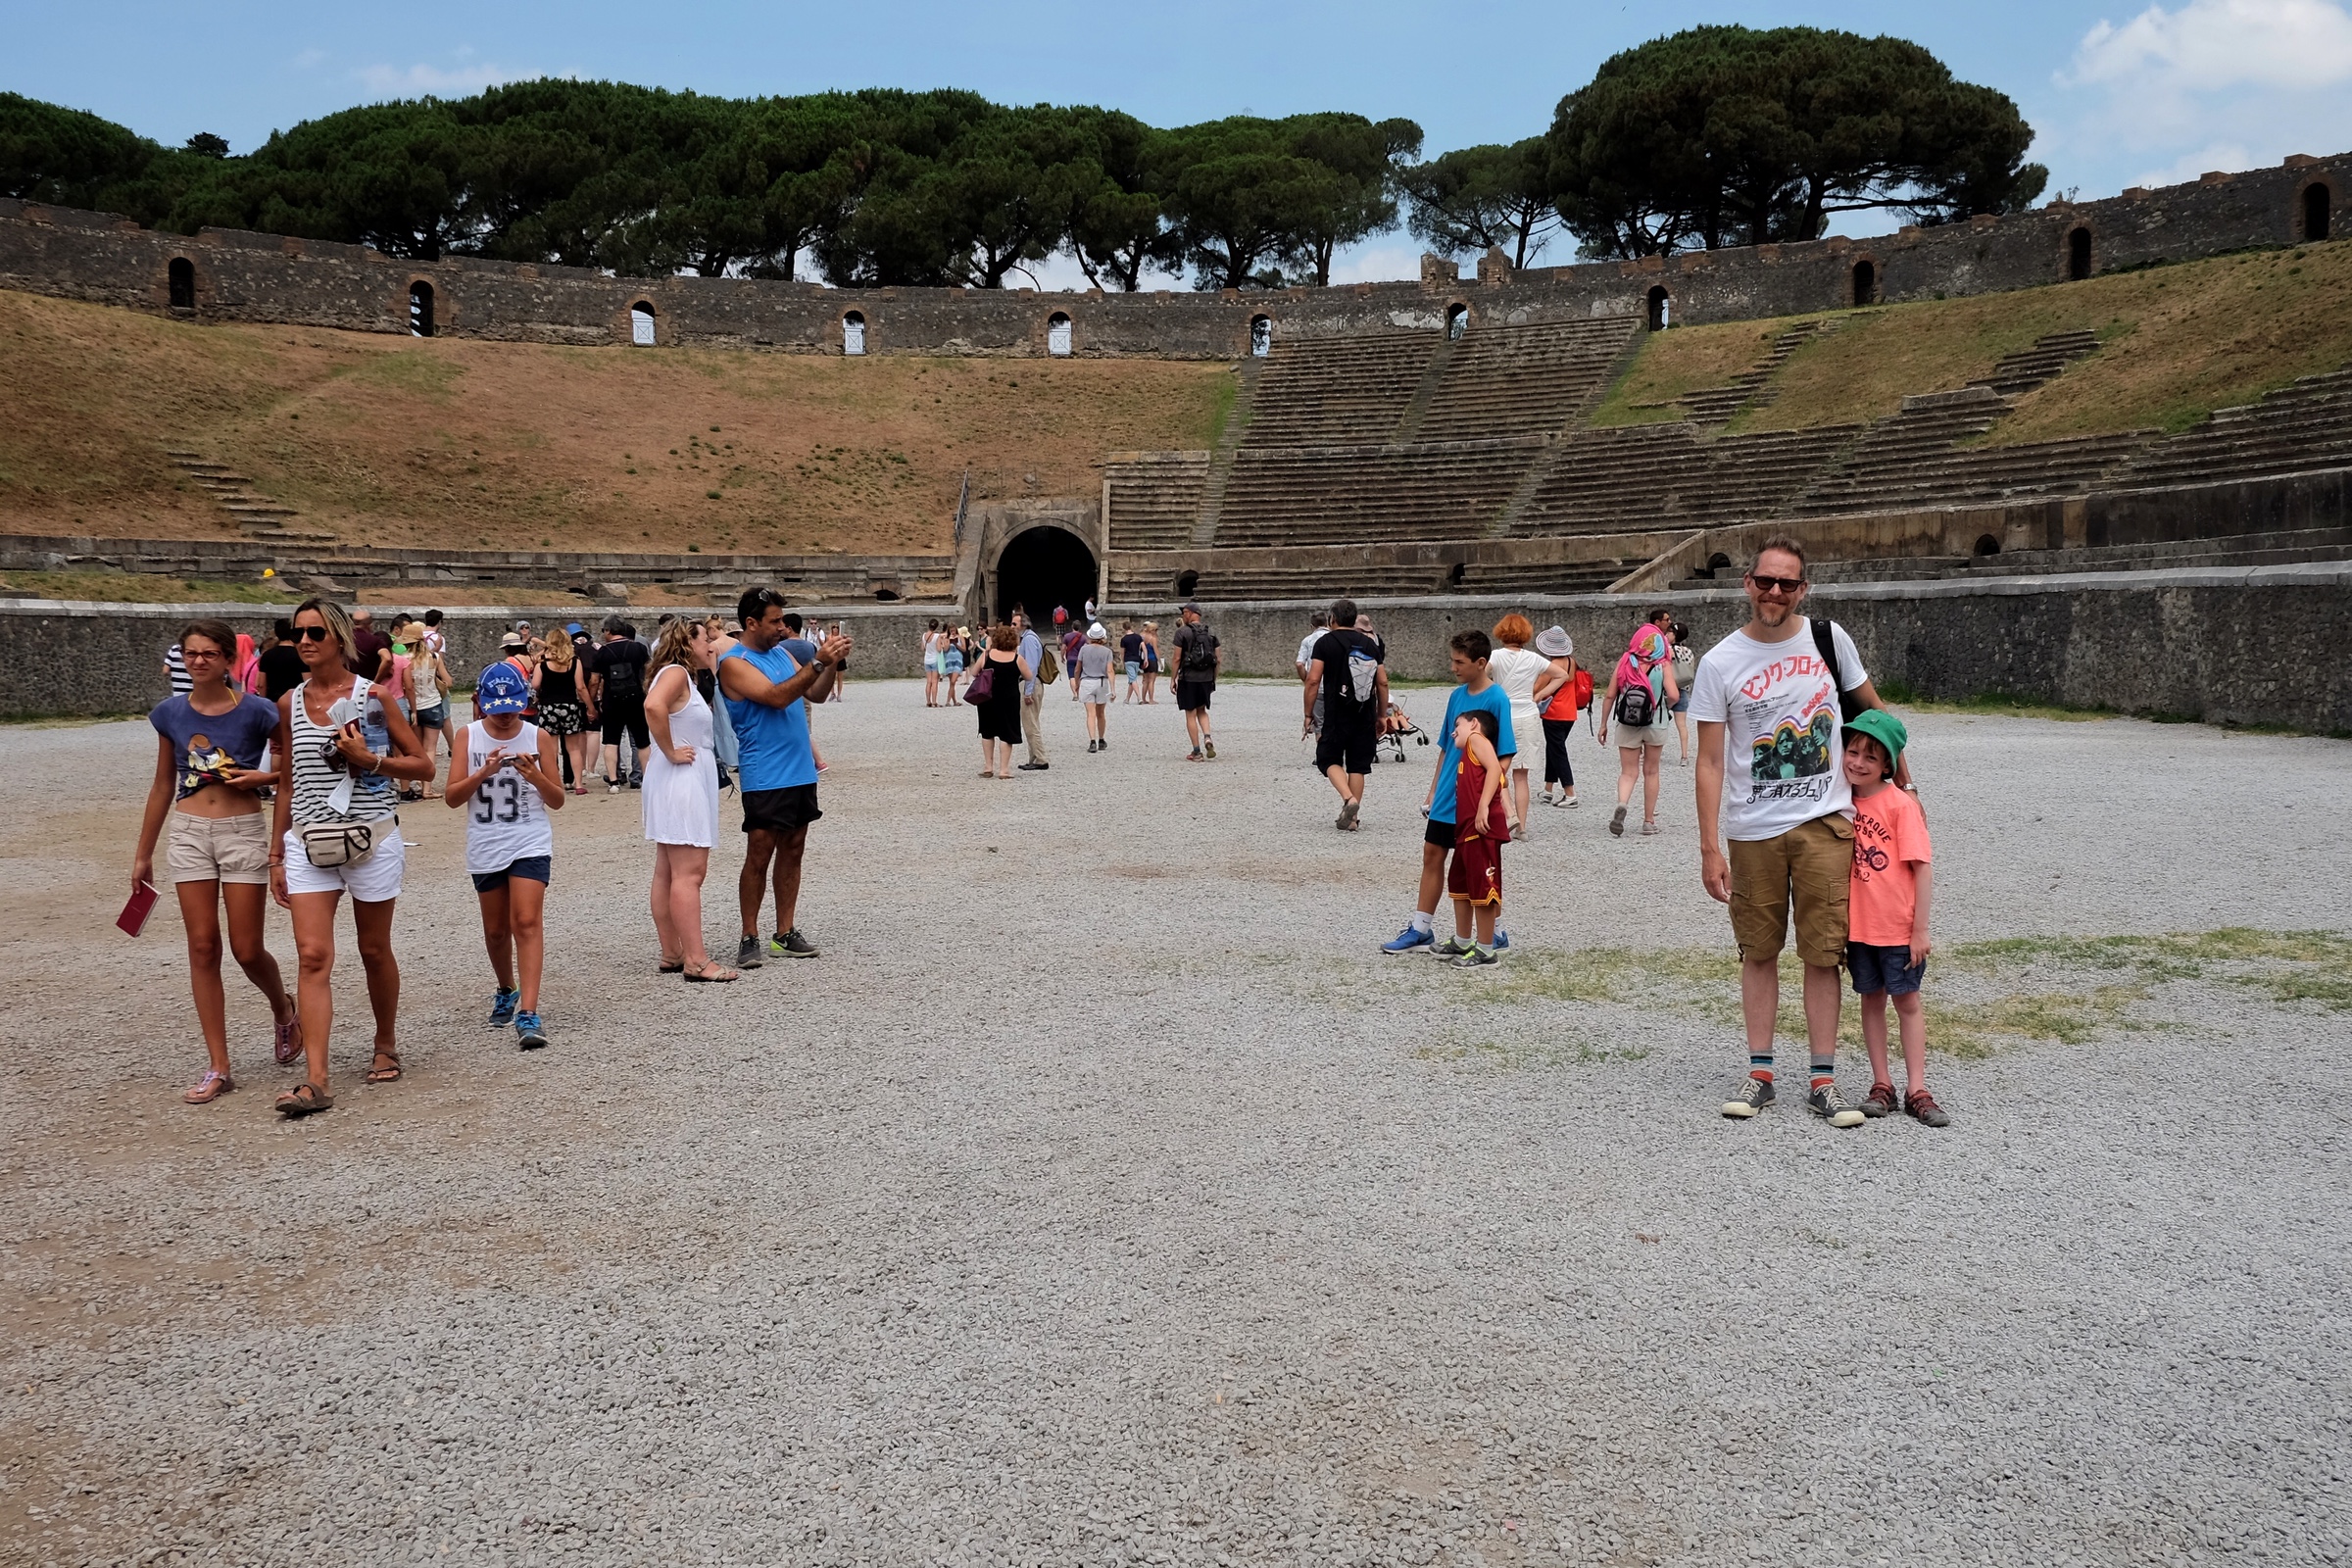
[0,153,2342,357]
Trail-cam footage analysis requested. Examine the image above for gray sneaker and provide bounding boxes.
[1808,1082,1866,1128]
[1722,1075,1776,1118]
[1451,946,1499,968]
[734,933,764,970]
[1431,936,1473,959]
[769,927,819,958]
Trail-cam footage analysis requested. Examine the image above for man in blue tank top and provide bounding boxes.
[717,588,851,970]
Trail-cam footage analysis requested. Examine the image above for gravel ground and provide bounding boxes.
[2,679,2348,1567]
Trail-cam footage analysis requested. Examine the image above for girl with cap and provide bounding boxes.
[1529,626,1585,808]
[1596,622,1680,837]
[446,661,564,1049]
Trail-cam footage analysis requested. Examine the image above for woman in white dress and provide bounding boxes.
[641,618,733,981]
[1486,613,1550,839]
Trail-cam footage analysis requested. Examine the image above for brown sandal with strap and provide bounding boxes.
[274,1082,334,1117]
[366,1050,403,1084]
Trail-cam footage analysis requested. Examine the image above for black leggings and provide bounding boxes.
[1543,715,1577,788]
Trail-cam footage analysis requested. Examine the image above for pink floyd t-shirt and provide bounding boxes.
[1689,617,1868,842]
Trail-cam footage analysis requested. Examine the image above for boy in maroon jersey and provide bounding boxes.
[1446,710,1515,968]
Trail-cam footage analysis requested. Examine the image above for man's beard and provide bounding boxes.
[1755,598,1794,627]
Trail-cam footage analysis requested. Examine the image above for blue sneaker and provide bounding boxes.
[514,1010,548,1051]
[1494,929,1510,951]
[1382,925,1435,955]
[486,988,519,1028]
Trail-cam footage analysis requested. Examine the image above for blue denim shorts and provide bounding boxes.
[471,855,552,894]
[1848,941,1926,996]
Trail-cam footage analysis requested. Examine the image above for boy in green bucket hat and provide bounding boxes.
[1841,709,1948,1126]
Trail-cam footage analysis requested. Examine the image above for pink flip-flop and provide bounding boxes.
[273,1010,302,1066]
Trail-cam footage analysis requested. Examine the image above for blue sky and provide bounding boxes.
[11,0,2352,284]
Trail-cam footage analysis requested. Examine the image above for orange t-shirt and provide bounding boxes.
[1849,785,1932,946]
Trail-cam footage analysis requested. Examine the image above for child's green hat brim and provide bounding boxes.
[1845,708,1908,766]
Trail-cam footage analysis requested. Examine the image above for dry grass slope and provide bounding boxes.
[0,290,1231,552]
[1587,238,2352,442]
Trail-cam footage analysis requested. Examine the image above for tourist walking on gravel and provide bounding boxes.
[269,599,433,1117]
[401,619,453,790]
[1840,710,1947,1126]
[1014,611,1051,770]
[719,588,850,968]
[1597,623,1680,837]
[942,625,966,704]
[1303,598,1386,829]
[642,617,734,982]
[1139,621,1162,703]
[1172,603,1221,760]
[1669,620,1696,765]
[1062,618,1088,703]
[1692,536,1902,1129]
[535,635,593,795]
[446,662,564,1050]
[923,620,943,708]
[1486,614,1549,836]
[1121,621,1146,703]
[1384,631,1516,954]
[1296,610,1331,736]
[591,617,650,794]
[133,619,301,1105]
[973,623,1027,778]
[1078,623,1116,752]
[1530,626,1584,808]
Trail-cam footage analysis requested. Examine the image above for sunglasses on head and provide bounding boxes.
[293,625,335,642]
[1747,572,1806,595]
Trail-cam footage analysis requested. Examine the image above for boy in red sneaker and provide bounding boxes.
[1842,710,1947,1126]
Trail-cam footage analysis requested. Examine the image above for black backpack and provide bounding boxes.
[1809,618,1864,721]
[1612,662,1657,727]
[1181,626,1217,676]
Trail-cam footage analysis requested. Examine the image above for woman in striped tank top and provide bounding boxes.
[267,599,434,1117]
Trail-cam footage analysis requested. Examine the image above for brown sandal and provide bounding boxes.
[366,1050,403,1084]
[274,1082,333,1117]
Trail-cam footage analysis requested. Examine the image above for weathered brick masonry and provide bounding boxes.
[1,154,2341,355]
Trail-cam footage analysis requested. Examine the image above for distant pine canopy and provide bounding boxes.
[0,26,2042,287]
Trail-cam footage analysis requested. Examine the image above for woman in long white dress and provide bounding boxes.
[641,619,733,981]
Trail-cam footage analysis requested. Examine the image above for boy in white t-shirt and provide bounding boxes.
[1690,535,1908,1129]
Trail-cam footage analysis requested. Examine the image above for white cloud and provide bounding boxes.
[2129,140,2258,187]
[1327,242,1424,285]
[2068,0,2352,91]
[354,58,537,97]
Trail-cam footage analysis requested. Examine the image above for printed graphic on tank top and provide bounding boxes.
[463,721,555,874]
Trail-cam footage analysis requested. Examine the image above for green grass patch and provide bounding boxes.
[0,570,301,604]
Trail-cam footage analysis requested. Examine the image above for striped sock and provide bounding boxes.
[1749,1054,1774,1082]
[1810,1055,1837,1091]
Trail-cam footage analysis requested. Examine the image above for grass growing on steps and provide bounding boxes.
[1581,239,2352,444]
[0,570,302,604]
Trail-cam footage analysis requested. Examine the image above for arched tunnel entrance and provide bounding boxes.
[993,525,1098,625]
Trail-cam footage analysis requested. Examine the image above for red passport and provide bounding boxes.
[117,881,159,938]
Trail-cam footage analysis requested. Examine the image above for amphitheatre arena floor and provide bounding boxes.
[3,679,2347,1567]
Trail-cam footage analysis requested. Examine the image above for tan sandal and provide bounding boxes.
[184,1070,233,1104]
[683,961,740,983]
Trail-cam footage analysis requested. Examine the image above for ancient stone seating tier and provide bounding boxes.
[1971,329,2101,396]
[1416,318,1642,442]
[1675,318,1838,425]
[1240,331,1439,448]
[1795,429,2156,515]
[1783,388,2012,513]
[1108,559,1447,604]
[1213,438,1544,548]
[2111,369,2352,489]
[1792,525,2352,586]
[1104,454,1209,551]
[1513,425,1707,534]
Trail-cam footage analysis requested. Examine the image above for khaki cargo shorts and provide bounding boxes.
[1727,813,1852,969]
[167,811,272,885]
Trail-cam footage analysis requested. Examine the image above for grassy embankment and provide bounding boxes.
[0,289,1231,553]
[1590,237,2352,441]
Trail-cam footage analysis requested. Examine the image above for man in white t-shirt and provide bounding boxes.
[1690,534,1907,1130]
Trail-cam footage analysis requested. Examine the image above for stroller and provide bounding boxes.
[1376,700,1432,764]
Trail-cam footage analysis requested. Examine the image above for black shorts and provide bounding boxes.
[742,783,821,835]
[1315,719,1377,776]
[600,696,650,748]
[1423,817,1457,850]
[1175,678,1214,711]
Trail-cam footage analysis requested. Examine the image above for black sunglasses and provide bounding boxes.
[1747,573,1807,595]
[293,625,335,642]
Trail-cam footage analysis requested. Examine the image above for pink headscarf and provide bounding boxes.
[232,632,259,696]
[1616,624,1667,693]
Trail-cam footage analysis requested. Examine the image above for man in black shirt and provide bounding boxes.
[257,619,307,700]
[1302,597,1388,830]
[589,616,650,791]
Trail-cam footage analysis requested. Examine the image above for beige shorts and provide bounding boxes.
[167,811,272,885]
[1728,814,1854,969]
[1615,720,1676,751]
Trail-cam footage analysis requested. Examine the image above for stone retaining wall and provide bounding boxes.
[3,152,2341,355]
[10,566,2342,732]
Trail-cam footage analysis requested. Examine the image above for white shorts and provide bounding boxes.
[1080,678,1113,705]
[281,824,407,903]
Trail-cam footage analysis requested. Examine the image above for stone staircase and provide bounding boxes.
[1677,318,1840,424]
[1970,329,2101,396]
[1417,318,1642,441]
[1239,331,1439,448]
[165,449,336,542]
[1103,453,1208,552]
[1783,387,2011,513]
